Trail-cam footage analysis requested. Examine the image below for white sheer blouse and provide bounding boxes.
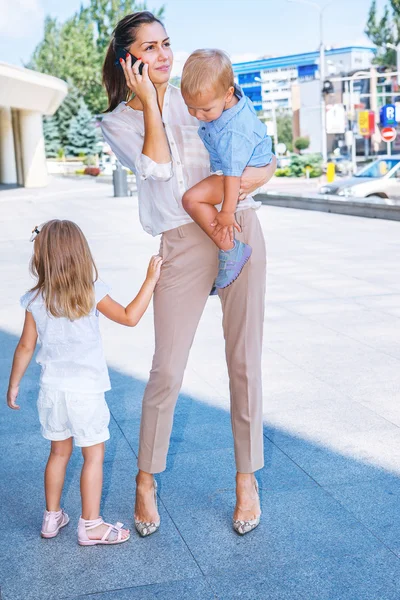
[101,84,260,237]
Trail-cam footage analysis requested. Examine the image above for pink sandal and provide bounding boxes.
[41,509,70,538]
[77,517,130,546]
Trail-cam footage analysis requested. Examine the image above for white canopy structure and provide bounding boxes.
[0,62,68,188]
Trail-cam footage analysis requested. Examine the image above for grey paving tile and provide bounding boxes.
[325,478,400,557]
[156,440,316,512]
[71,577,215,600]
[207,555,400,600]
[264,426,400,486]
[1,499,201,600]
[165,485,399,579]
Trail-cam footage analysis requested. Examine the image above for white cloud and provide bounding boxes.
[0,0,44,38]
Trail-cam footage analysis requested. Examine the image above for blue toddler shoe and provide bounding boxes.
[215,240,252,289]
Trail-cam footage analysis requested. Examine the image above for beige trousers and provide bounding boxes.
[138,208,266,473]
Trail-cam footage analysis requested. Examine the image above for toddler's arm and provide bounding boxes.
[239,156,277,200]
[97,255,162,327]
[7,311,38,409]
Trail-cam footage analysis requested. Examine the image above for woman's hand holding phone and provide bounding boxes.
[119,54,157,106]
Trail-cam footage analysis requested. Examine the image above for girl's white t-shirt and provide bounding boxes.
[20,280,111,393]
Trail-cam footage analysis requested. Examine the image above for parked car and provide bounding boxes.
[319,157,400,199]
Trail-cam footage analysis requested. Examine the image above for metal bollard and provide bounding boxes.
[112,161,128,197]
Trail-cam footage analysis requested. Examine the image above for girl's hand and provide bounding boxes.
[7,385,20,410]
[146,255,163,284]
[211,211,241,244]
[120,54,157,106]
[239,156,277,200]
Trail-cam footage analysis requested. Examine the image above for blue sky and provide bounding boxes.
[0,0,387,74]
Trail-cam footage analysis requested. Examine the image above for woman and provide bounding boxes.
[101,11,276,536]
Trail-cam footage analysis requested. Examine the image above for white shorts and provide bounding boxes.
[37,388,110,447]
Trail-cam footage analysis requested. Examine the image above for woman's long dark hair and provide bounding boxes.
[102,11,164,113]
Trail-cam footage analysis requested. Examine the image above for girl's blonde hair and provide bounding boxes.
[181,49,234,99]
[29,220,98,320]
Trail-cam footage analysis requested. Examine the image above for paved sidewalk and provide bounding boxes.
[1,176,400,599]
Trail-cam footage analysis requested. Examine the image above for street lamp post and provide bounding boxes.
[348,70,370,173]
[287,0,335,164]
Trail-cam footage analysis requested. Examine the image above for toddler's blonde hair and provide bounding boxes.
[181,49,234,99]
[29,220,98,320]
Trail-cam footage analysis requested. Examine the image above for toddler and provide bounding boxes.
[181,49,273,289]
[6,220,162,545]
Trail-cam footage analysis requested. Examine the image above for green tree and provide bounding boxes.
[365,0,400,67]
[28,1,165,114]
[55,84,82,149]
[294,137,310,154]
[43,115,61,158]
[66,98,101,156]
[276,111,293,152]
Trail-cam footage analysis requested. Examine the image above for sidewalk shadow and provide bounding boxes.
[2,326,400,599]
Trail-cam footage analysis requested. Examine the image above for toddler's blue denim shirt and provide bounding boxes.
[197,85,273,177]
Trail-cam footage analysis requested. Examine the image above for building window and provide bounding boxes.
[243,85,262,104]
[297,63,318,81]
[238,72,261,85]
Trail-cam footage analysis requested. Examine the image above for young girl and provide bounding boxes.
[6,219,162,545]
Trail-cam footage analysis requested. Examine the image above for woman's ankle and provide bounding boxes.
[136,470,154,489]
[236,472,255,486]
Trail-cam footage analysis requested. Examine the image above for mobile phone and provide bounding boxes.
[114,47,144,75]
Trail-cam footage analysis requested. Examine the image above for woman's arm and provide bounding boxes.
[120,57,171,165]
[239,155,277,200]
[97,256,162,327]
[7,311,38,409]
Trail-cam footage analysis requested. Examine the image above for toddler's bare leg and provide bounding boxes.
[80,443,104,520]
[80,443,129,541]
[44,438,73,511]
[182,175,234,251]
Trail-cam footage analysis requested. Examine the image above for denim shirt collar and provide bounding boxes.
[213,85,246,133]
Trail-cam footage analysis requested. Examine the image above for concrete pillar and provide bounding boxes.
[0,107,17,184]
[19,110,48,188]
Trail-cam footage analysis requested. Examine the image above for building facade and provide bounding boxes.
[0,63,67,188]
[233,46,375,121]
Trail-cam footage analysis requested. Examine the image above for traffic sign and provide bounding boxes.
[380,104,397,127]
[358,111,369,136]
[380,127,397,143]
[358,110,375,137]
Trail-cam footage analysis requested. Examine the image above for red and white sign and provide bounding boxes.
[380,127,397,143]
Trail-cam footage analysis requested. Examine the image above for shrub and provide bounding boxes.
[275,167,291,177]
[83,154,98,166]
[294,137,310,153]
